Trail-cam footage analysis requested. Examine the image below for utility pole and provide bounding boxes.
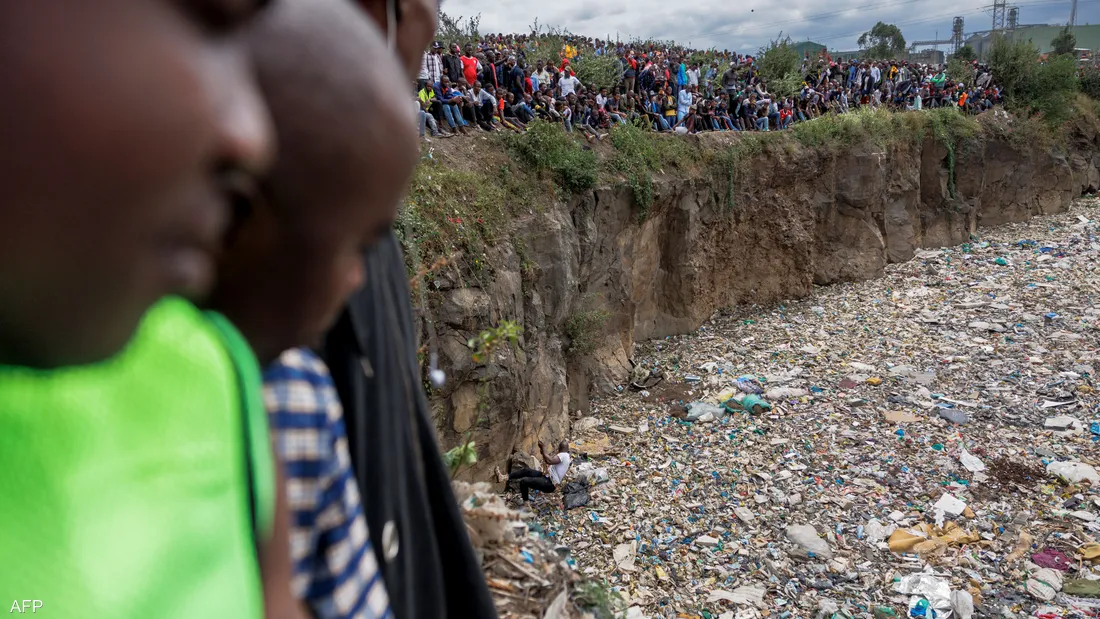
[992,0,1007,32]
[952,16,964,52]
[1007,7,1018,30]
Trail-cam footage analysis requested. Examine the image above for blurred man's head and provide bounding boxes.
[0,0,273,368]
[211,0,417,363]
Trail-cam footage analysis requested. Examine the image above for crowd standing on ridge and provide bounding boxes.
[416,33,1004,140]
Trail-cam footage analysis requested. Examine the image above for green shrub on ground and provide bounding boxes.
[606,122,697,219]
[571,52,623,91]
[988,35,1082,127]
[757,35,802,98]
[400,156,536,276]
[1082,67,1100,100]
[502,120,597,194]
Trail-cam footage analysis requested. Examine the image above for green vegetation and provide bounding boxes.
[467,320,522,364]
[1082,67,1100,101]
[502,120,597,194]
[1051,27,1077,57]
[988,35,1081,127]
[946,58,976,85]
[926,108,981,199]
[573,581,626,619]
[445,320,523,478]
[571,52,623,91]
[606,122,698,220]
[757,35,803,98]
[400,157,536,277]
[858,22,907,59]
[442,441,478,478]
[436,12,482,49]
[954,45,977,62]
[565,305,611,356]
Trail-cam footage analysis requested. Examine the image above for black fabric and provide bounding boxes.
[561,481,590,510]
[507,468,543,481]
[516,476,555,502]
[322,232,498,619]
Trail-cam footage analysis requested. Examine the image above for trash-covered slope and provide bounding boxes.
[522,197,1100,619]
[427,112,1100,483]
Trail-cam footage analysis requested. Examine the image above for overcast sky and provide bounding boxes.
[437,0,1090,53]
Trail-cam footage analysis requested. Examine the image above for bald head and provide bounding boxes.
[246,0,415,213]
[212,0,418,363]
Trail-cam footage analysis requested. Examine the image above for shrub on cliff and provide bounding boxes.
[757,35,802,98]
[1080,67,1100,101]
[502,120,597,194]
[988,35,1080,126]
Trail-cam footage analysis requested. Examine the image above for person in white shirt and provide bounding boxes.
[496,440,572,502]
[558,71,581,97]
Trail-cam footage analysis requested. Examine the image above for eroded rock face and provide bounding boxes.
[429,125,1099,480]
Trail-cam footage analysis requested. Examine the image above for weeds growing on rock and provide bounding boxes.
[606,122,697,221]
[926,108,980,200]
[502,120,597,194]
[401,155,536,282]
[565,306,610,357]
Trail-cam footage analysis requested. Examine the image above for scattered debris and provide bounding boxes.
[521,199,1100,618]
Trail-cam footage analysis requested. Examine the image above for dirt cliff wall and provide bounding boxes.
[426,117,1100,481]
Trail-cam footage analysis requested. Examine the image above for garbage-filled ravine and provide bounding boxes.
[501,196,1100,619]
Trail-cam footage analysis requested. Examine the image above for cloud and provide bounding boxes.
[437,0,1079,52]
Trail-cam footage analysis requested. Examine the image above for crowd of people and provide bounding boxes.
[415,33,1004,139]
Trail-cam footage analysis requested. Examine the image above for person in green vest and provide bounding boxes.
[0,2,307,618]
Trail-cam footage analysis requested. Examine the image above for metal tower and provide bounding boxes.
[1007,7,1018,30]
[992,0,1007,31]
[952,16,965,51]
[1069,0,1078,28]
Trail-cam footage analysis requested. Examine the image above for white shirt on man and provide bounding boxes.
[559,75,581,97]
[549,453,572,484]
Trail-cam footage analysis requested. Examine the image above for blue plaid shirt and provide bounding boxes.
[263,348,391,619]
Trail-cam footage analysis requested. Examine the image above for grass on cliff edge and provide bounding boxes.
[401,102,1096,275]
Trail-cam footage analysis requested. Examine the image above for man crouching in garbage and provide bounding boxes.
[496,440,572,503]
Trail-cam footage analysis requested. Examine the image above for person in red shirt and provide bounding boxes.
[461,45,479,88]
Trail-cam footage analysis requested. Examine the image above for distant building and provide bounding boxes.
[909,49,946,65]
[965,24,1100,59]
[831,49,866,61]
[792,41,826,59]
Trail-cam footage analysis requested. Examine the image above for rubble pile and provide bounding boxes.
[454,481,619,619]
[526,197,1100,618]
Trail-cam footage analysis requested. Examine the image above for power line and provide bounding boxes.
[810,0,1096,45]
[689,0,926,43]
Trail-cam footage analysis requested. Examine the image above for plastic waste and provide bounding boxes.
[896,573,952,619]
[1046,461,1100,485]
[1025,566,1063,601]
[561,480,590,510]
[949,591,973,619]
[785,524,833,559]
[957,450,985,472]
[1030,549,1072,571]
[736,376,764,394]
[724,394,771,414]
[685,402,725,421]
[764,387,809,401]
